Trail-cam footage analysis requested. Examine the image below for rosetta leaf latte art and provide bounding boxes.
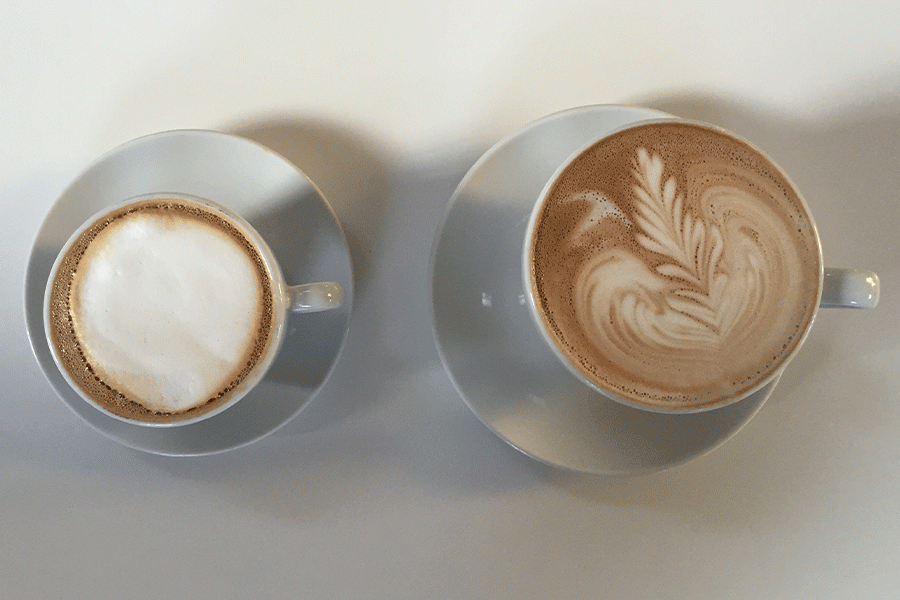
[571,148,770,353]
[632,149,724,301]
[535,122,819,406]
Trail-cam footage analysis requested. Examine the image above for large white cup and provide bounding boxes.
[522,117,879,414]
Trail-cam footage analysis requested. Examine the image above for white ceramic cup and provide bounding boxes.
[523,117,879,414]
[44,193,344,427]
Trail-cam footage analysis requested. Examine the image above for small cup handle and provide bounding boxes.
[287,282,344,313]
[820,268,879,309]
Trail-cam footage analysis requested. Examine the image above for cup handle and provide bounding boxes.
[286,282,344,313]
[820,268,879,309]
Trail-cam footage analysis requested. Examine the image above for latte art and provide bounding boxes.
[529,122,821,410]
[575,149,797,384]
[47,198,276,423]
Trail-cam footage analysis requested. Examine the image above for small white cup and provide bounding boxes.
[44,193,344,426]
[522,117,879,414]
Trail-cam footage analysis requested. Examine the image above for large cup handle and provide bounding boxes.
[820,268,879,309]
[286,282,344,313]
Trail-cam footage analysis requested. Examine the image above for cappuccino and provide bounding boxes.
[528,122,822,410]
[47,198,276,423]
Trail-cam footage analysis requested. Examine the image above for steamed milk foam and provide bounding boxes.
[529,122,821,410]
[47,198,275,423]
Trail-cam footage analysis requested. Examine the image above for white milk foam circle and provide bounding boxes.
[47,198,275,423]
[73,212,260,413]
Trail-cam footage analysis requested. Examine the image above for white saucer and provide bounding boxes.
[430,105,776,475]
[25,130,353,456]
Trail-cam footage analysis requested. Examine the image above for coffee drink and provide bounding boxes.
[528,122,822,410]
[47,198,276,423]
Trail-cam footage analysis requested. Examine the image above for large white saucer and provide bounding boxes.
[430,105,776,475]
[25,130,353,456]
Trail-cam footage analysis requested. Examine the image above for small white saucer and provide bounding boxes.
[430,105,776,475]
[25,130,353,455]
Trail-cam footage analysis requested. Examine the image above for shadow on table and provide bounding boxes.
[223,115,404,435]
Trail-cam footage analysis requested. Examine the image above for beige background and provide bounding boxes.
[2,1,898,598]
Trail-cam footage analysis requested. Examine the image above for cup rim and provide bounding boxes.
[522,117,825,414]
[43,192,290,427]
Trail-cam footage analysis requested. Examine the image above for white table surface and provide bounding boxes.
[2,2,898,598]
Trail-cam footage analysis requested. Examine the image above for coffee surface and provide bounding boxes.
[529,122,821,410]
[48,198,275,423]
